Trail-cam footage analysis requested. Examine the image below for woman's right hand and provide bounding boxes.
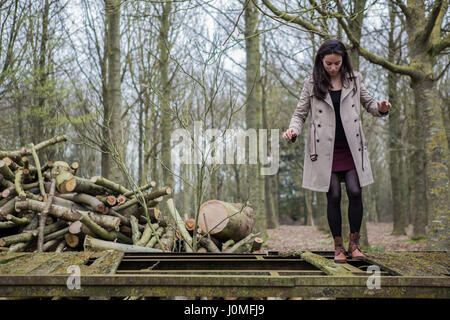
[282,128,297,141]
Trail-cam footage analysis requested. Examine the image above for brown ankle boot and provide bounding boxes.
[348,232,365,260]
[333,237,347,263]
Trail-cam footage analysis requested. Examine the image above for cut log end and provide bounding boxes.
[1,157,12,167]
[89,176,100,183]
[95,203,106,214]
[120,225,132,236]
[198,200,254,242]
[106,195,117,206]
[2,188,13,198]
[251,237,264,252]
[185,218,195,231]
[69,221,83,235]
[45,216,55,225]
[117,195,127,205]
[59,177,76,193]
[198,200,229,235]
[64,233,80,248]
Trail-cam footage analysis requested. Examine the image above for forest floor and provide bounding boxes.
[263,222,428,253]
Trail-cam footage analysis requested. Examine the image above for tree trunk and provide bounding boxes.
[102,0,124,185]
[387,2,407,235]
[314,192,329,232]
[399,0,449,249]
[261,42,278,229]
[159,0,173,188]
[244,0,266,233]
[30,0,50,147]
[304,189,314,226]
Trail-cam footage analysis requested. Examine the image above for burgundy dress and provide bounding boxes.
[329,90,356,173]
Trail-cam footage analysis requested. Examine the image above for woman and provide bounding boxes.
[282,39,391,263]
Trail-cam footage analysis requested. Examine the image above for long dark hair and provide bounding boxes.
[312,39,356,100]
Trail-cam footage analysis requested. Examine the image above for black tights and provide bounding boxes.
[326,168,363,238]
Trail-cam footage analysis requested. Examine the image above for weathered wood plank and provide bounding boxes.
[300,251,353,276]
[365,252,450,276]
[85,250,124,275]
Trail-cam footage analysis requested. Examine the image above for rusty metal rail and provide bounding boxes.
[0,251,448,298]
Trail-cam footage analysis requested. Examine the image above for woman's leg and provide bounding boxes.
[326,172,342,237]
[344,168,363,233]
[344,168,365,259]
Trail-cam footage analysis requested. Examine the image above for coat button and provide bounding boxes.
[318,124,321,127]
[358,148,361,151]
[356,133,359,137]
[316,139,319,142]
[352,104,355,107]
[354,119,357,122]
[319,110,322,113]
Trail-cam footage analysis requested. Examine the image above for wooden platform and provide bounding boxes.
[0,250,448,298]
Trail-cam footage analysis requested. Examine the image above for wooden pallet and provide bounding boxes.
[0,250,448,298]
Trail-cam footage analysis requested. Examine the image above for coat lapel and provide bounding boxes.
[340,74,356,104]
[324,93,333,110]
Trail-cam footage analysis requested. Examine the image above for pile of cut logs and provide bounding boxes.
[0,137,262,254]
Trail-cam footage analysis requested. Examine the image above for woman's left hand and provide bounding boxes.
[377,100,391,113]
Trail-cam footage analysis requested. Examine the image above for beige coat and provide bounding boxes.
[289,71,389,192]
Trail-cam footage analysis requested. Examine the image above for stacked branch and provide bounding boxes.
[0,138,173,253]
[1,138,261,254]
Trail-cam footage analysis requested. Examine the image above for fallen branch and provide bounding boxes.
[90,176,132,195]
[83,235,163,253]
[38,178,56,252]
[224,232,261,254]
[15,199,120,231]
[167,198,193,252]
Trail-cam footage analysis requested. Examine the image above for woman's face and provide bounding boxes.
[322,53,342,77]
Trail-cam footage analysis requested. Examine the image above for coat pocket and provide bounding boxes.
[359,124,368,147]
[358,125,366,171]
[309,121,318,162]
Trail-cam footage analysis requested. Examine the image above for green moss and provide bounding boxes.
[365,251,449,276]
[365,246,385,253]
[408,236,427,242]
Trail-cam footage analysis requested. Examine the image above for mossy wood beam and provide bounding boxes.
[0,274,447,298]
[300,251,353,276]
